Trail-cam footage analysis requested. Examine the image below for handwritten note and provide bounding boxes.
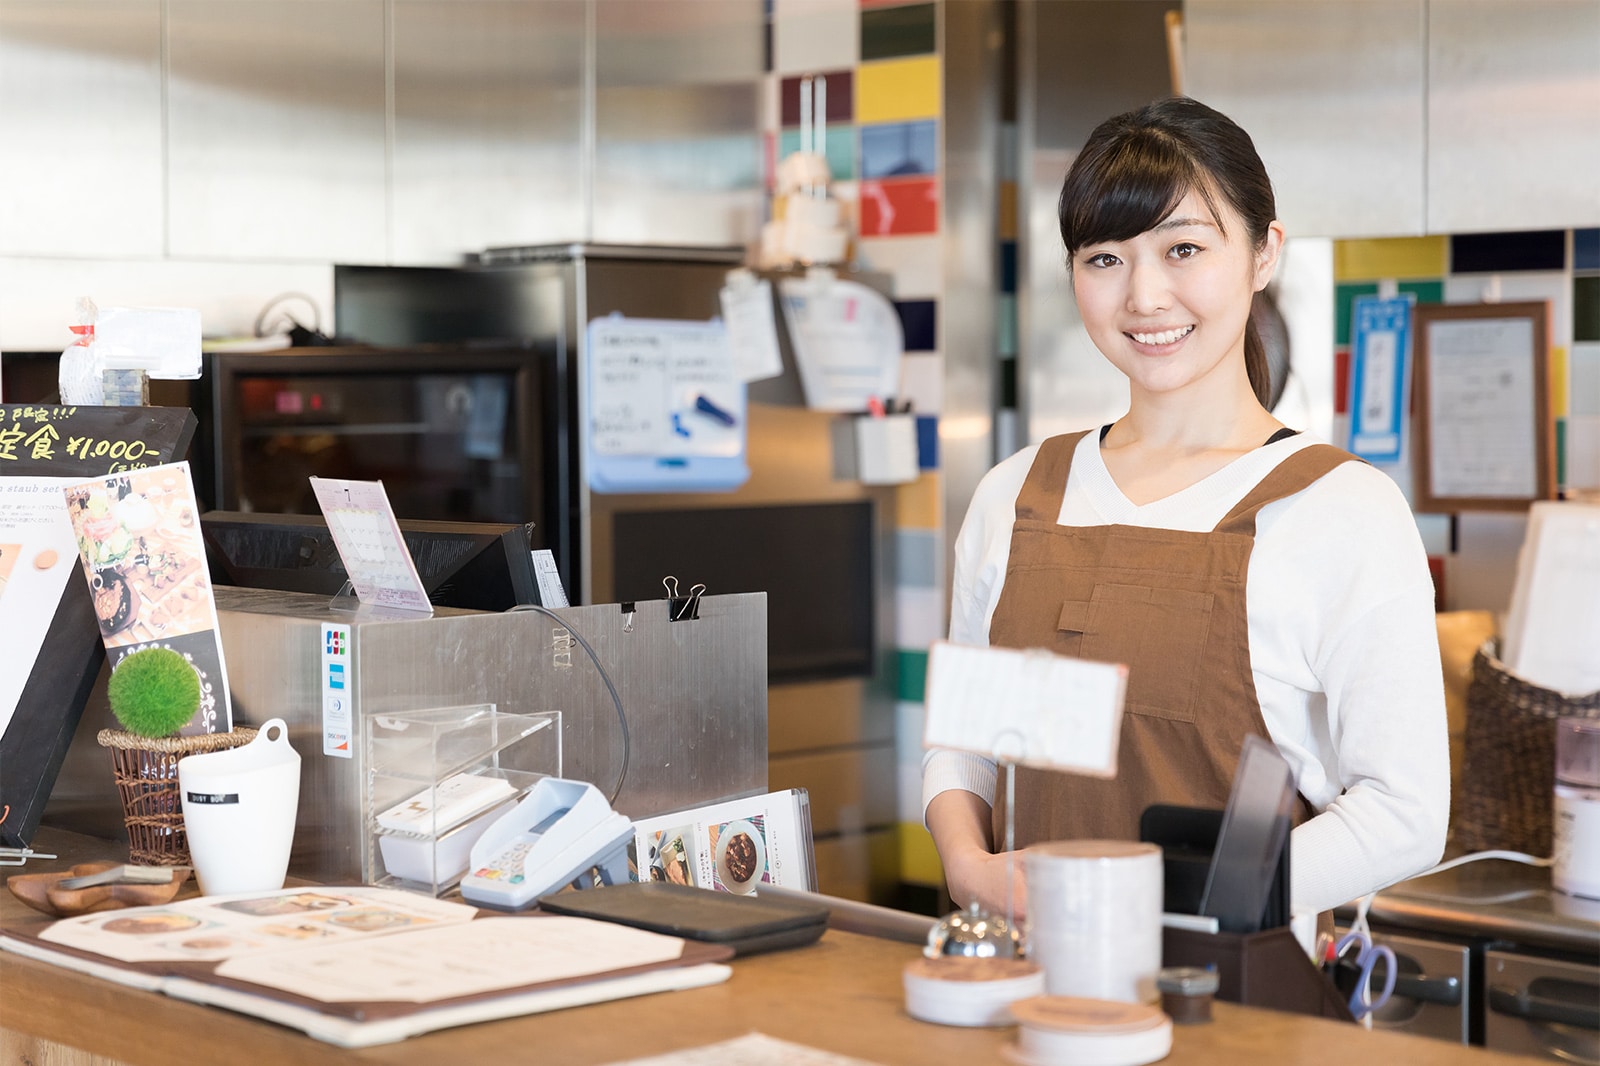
[0,405,196,476]
[587,317,744,459]
[923,640,1128,777]
[1426,317,1540,498]
[309,478,432,613]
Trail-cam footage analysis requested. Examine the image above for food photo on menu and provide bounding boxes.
[708,816,769,894]
[61,460,232,732]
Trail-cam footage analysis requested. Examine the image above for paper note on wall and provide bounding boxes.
[584,316,749,494]
[778,272,903,412]
[923,640,1128,777]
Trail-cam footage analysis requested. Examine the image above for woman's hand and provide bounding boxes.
[925,789,1029,922]
[945,845,1029,922]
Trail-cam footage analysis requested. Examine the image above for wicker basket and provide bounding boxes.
[97,728,259,866]
[1453,642,1600,856]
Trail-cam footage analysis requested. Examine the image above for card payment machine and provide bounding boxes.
[460,777,635,910]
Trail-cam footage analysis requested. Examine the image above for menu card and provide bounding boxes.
[308,477,431,613]
[61,460,231,733]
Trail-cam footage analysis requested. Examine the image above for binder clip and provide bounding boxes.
[663,576,706,622]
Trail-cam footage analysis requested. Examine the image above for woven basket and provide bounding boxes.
[1453,642,1600,856]
[97,728,258,866]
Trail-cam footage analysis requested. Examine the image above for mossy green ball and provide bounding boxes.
[107,647,201,738]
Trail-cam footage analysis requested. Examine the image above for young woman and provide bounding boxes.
[923,97,1448,920]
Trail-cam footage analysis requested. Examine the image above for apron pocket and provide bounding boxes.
[1058,584,1214,723]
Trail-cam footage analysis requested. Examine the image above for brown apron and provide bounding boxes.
[990,430,1355,849]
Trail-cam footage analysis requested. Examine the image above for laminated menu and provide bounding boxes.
[0,885,732,1048]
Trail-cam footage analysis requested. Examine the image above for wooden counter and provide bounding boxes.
[2,831,1542,1066]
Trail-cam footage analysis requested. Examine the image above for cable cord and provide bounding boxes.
[1344,845,1555,1024]
[506,603,630,805]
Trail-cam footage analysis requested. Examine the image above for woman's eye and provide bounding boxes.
[1084,252,1120,268]
[1169,242,1201,259]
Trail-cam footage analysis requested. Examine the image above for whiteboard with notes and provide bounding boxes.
[584,315,750,493]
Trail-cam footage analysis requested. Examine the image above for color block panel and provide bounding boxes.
[860,2,935,61]
[899,822,944,886]
[1567,415,1600,489]
[899,350,943,414]
[915,414,938,469]
[1450,230,1567,273]
[1577,228,1600,271]
[860,120,937,179]
[860,177,938,236]
[895,528,939,587]
[895,647,928,703]
[999,181,1017,240]
[895,585,944,649]
[1334,348,1350,416]
[1553,346,1569,419]
[893,298,936,351]
[1334,280,1443,346]
[1333,236,1448,281]
[1576,275,1600,343]
[774,0,858,75]
[896,469,940,528]
[781,70,854,126]
[1571,344,1600,417]
[855,55,940,124]
[856,235,942,297]
[1000,241,1017,294]
[998,293,1017,358]
[777,125,855,182]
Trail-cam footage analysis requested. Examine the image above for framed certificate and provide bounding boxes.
[1413,301,1555,512]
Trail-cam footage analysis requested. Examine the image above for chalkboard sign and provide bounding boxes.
[0,404,197,849]
[0,404,196,476]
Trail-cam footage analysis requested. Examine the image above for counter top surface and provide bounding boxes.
[1356,858,1600,954]
[1,830,1549,1066]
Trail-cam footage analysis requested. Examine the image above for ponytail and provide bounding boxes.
[1244,317,1271,409]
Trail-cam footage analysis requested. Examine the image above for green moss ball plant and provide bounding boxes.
[107,647,201,738]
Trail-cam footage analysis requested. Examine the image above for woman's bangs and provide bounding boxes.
[1060,138,1205,256]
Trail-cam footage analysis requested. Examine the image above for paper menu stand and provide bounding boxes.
[307,477,431,615]
[629,789,817,895]
[365,704,563,897]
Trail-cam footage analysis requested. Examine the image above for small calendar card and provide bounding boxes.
[308,477,431,613]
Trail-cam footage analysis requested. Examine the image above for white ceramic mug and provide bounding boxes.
[178,718,301,895]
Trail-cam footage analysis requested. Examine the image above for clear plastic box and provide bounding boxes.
[365,704,561,896]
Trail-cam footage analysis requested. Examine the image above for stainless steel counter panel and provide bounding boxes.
[1361,859,1600,956]
[46,587,766,887]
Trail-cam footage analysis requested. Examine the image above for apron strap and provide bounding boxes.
[1015,431,1093,522]
[1214,444,1359,538]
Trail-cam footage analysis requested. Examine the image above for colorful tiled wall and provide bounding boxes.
[770,0,949,903]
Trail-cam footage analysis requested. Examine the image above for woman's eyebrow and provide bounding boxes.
[1152,215,1216,233]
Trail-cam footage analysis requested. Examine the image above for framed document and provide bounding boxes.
[1413,301,1554,512]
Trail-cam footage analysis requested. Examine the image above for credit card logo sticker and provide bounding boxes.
[328,662,345,690]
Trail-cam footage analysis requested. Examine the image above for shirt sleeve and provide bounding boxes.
[1266,464,1450,913]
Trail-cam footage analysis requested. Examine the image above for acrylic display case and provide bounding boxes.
[365,704,561,897]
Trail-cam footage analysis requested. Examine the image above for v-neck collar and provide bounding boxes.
[1077,427,1304,525]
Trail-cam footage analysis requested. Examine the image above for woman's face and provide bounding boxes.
[1071,187,1282,403]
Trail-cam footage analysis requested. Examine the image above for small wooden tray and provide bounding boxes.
[7,862,191,918]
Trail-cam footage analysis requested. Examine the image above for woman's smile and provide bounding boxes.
[1127,324,1195,349]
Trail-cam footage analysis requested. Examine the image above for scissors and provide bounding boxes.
[1331,928,1397,1020]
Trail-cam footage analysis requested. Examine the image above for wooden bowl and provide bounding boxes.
[7,862,191,918]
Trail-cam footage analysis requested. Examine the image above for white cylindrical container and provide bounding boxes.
[1553,718,1600,900]
[178,718,301,896]
[1024,841,1163,1004]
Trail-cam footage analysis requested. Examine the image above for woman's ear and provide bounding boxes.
[1253,220,1286,292]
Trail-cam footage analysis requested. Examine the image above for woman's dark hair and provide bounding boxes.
[1058,96,1277,407]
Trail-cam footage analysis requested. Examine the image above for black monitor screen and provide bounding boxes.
[201,511,542,612]
[611,502,874,683]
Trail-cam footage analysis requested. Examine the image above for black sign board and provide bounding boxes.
[0,404,197,849]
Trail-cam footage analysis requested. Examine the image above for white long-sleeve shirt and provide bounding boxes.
[923,431,1450,914]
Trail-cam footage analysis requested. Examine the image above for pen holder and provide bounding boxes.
[1162,925,1354,1023]
[848,413,918,485]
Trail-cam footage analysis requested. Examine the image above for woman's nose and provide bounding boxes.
[1125,260,1170,313]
